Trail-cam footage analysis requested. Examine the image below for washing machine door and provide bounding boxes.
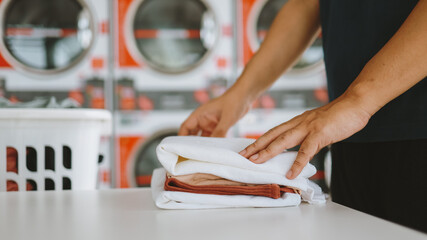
[0,0,95,75]
[132,130,178,187]
[128,0,217,74]
[254,0,323,74]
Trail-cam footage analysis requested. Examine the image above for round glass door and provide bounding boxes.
[133,131,177,187]
[1,0,94,74]
[256,0,323,71]
[131,0,217,73]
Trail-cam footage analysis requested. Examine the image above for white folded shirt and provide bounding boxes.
[152,136,326,209]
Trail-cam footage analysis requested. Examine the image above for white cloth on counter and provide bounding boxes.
[152,136,326,209]
[152,168,303,209]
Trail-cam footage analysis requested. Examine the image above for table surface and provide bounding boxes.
[1,188,426,240]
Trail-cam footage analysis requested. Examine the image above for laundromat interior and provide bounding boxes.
[0,0,328,190]
[2,0,427,239]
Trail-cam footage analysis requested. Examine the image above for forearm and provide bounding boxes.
[344,0,427,116]
[227,0,321,102]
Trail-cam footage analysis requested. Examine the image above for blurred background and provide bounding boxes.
[0,0,329,191]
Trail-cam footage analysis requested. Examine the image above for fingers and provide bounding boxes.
[180,110,221,136]
[178,116,200,136]
[248,128,306,164]
[286,136,321,180]
[239,116,303,158]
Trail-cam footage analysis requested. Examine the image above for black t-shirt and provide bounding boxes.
[319,0,427,142]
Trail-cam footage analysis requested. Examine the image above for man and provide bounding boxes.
[179,0,427,232]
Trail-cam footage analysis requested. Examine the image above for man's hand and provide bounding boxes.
[239,94,372,179]
[179,91,251,137]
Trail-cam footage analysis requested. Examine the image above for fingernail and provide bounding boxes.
[249,154,259,161]
[239,149,246,155]
[286,170,293,179]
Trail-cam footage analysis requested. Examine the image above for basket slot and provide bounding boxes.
[27,179,37,191]
[26,147,37,172]
[5,172,20,191]
[63,146,72,169]
[7,180,19,191]
[44,178,55,191]
[61,172,73,190]
[45,146,55,171]
[6,147,18,173]
[63,177,72,190]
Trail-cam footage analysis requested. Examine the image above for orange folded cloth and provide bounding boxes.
[164,173,300,199]
[168,172,259,186]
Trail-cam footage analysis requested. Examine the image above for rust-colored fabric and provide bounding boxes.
[165,175,299,199]
[166,172,259,186]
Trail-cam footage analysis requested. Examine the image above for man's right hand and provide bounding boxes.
[179,91,251,137]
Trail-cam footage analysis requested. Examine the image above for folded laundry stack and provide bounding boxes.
[151,136,326,209]
[164,172,300,199]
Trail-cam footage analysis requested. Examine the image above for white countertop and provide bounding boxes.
[0,188,425,240]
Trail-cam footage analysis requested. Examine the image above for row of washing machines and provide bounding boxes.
[0,0,329,190]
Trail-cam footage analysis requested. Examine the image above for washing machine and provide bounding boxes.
[113,0,234,188]
[237,0,328,110]
[0,0,112,188]
[115,110,192,188]
[0,0,109,107]
[113,0,233,94]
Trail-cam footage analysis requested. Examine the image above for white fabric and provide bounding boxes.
[152,136,326,209]
[152,168,302,209]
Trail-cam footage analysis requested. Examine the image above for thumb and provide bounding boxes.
[210,114,233,137]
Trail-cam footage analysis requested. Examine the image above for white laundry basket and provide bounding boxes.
[0,109,111,192]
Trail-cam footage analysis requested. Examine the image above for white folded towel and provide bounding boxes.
[152,136,326,209]
[152,168,303,209]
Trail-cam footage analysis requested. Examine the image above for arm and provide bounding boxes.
[240,0,427,179]
[344,0,427,115]
[230,0,321,103]
[179,0,321,137]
